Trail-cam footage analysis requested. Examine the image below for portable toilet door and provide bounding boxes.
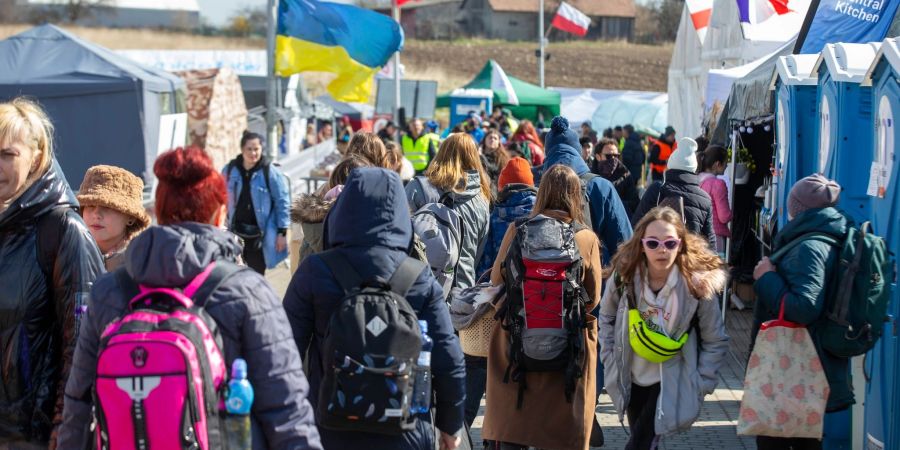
[772,54,819,228]
[813,42,881,225]
[860,36,900,450]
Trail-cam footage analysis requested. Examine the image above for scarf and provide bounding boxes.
[595,158,621,179]
[634,265,681,337]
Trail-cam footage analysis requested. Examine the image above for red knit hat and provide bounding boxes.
[153,146,227,225]
[498,156,534,190]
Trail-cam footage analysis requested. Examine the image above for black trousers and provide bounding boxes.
[464,355,488,428]
[625,383,661,450]
[242,237,266,275]
[755,436,822,450]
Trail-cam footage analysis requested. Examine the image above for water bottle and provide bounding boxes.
[225,358,254,450]
[411,320,433,414]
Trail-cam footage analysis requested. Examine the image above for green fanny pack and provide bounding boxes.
[628,309,689,363]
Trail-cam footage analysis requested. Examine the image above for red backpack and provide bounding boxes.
[498,214,589,408]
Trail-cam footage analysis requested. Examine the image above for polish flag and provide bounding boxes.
[551,2,590,37]
[686,0,713,42]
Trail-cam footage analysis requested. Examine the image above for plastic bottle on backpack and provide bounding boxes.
[411,320,433,414]
[225,358,254,450]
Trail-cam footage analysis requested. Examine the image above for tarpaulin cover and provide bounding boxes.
[0,24,185,185]
[436,61,561,123]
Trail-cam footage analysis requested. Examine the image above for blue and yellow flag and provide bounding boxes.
[276,0,404,102]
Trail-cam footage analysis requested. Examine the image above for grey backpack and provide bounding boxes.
[411,177,464,299]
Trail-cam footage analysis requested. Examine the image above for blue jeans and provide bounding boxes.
[464,355,488,427]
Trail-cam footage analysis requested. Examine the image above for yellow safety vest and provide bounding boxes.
[402,135,431,171]
[424,133,441,152]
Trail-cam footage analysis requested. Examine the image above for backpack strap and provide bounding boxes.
[830,223,871,327]
[769,232,840,264]
[579,172,597,231]
[35,206,71,278]
[319,251,365,294]
[115,261,244,308]
[386,257,428,297]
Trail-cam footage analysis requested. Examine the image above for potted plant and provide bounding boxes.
[727,147,756,184]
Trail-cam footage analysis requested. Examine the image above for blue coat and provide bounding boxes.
[476,183,537,277]
[542,124,634,264]
[223,157,291,269]
[284,168,466,450]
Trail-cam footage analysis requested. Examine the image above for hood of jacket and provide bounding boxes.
[291,193,333,224]
[324,167,411,251]
[775,207,848,250]
[229,154,272,174]
[497,183,537,204]
[543,117,590,176]
[663,169,700,186]
[689,268,728,301]
[124,223,243,287]
[0,159,78,230]
[448,170,483,203]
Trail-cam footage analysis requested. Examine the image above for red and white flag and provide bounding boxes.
[686,0,713,42]
[551,2,590,37]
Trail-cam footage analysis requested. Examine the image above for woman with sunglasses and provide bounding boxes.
[591,138,639,218]
[599,206,729,450]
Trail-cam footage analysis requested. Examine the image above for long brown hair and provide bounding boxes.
[425,133,492,202]
[345,132,389,168]
[510,120,543,149]
[609,206,723,298]
[531,164,583,224]
[481,129,511,171]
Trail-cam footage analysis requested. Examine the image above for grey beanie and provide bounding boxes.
[788,174,841,219]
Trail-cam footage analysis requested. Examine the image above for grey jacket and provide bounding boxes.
[406,171,490,290]
[58,224,322,450]
[598,269,729,436]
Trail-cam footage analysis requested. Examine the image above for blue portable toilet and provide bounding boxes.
[771,54,820,228]
[813,42,880,225]
[448,88,493,129]
[860,36,900,450]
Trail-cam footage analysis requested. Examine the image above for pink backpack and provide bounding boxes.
[94,262,240,450]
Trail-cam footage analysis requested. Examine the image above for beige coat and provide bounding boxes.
[483,211,602,450]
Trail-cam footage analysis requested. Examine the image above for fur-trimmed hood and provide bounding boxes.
[689,268,728,301]
[291,194,333,224]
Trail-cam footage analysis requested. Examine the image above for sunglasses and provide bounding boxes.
[642,238,681,251]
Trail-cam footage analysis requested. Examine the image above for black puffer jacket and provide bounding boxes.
[0,160,104,444]
[632,169,716,248]
[58,224,322,449]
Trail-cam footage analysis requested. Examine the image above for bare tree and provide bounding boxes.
[633,0,684,43]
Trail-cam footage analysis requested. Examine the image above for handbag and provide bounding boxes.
[737,299,830,438]
[232,221,262,240]
[449,271,502,358]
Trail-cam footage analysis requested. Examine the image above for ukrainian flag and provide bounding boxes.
[276,0,404,103]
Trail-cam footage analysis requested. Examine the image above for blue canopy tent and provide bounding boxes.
[812,42,880,225]
[771,54,819,229]
[861,36,900,450]
[0,24,185,186]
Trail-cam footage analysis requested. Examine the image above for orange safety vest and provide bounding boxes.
[649,138,676,175]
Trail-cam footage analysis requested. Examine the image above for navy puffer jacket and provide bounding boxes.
[58,224,322,449]
[284,168,466,450]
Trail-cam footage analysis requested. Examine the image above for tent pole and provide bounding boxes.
[722,125,739,320]
[393,0,402,140]
[539,0,545,89]
[266,0,278,160]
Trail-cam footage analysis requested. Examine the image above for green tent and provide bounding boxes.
[436,60,561,123]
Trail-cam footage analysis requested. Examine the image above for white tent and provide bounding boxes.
[667,0,810,139]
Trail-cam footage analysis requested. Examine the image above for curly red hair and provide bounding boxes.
[153,146,227,225]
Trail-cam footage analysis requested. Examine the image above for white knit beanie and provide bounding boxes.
[667,137,699,173]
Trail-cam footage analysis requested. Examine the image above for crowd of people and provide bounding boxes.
[0,95,859,450]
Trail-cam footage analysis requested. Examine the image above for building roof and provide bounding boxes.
[487,0,635,18]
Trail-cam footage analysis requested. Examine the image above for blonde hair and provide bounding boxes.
[0,97,54,175]
[609,206,723,298]
[532,164,583,224]
[425,133,492,202]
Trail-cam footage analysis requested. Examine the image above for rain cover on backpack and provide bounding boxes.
[94,262,240,450]
[500,214,588,407]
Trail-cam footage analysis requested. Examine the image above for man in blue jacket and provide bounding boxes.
[284,167,466,450]
[541,116,633,264]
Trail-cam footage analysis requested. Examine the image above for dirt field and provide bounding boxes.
[0,25,671,93]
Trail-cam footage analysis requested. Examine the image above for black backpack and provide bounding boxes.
[579,172,598,231]
[497,215,589,408]
[317,252,429,435]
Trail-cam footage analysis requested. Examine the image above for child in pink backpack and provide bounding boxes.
[698,146,733,255]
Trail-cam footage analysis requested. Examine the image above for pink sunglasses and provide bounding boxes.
[642,238,681,251]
